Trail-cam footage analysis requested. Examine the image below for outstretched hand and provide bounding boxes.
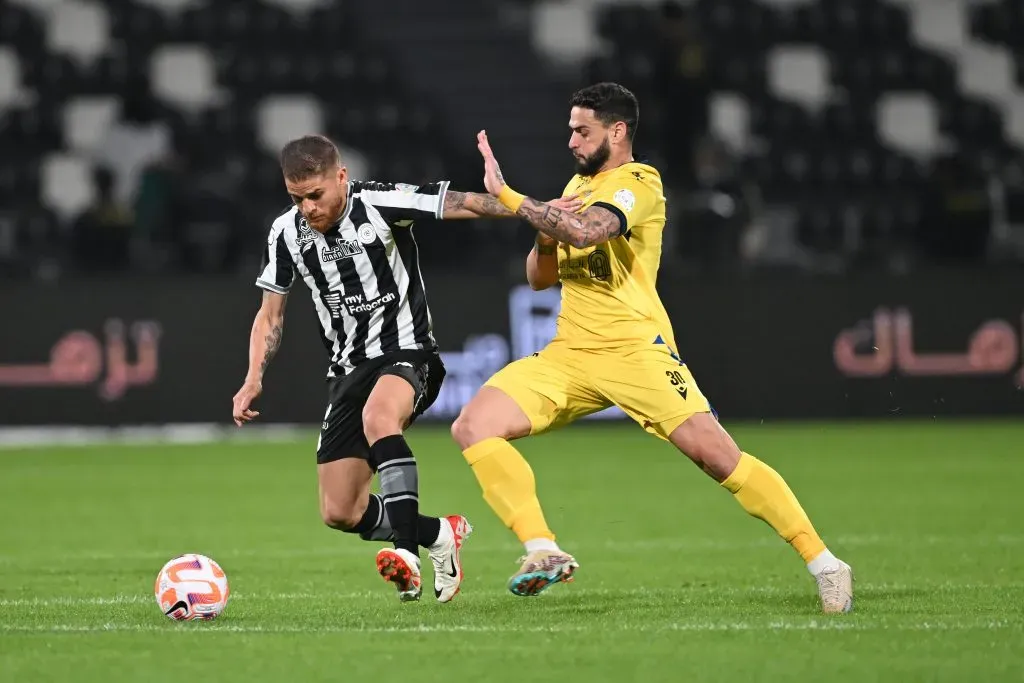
[477,129,584,217]
[477,130,506,197]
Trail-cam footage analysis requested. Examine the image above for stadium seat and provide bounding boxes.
[0,47,25,111]
[256,95,324,156]
[40,153,95,222]
[150,45,221,112]
[62,96,120,155]
[46,0,110,66]
[876,92,942,160]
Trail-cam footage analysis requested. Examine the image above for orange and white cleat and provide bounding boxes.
[507,549,579,597]
[428,515,473,603]
[376,548,422,602]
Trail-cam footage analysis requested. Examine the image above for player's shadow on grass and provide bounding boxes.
[848,584,927,612]
[468,596,623,617]
[743,584,915,614]
[429,583,900,618]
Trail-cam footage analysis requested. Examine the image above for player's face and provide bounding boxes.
[568,106,612,176]
[285,166,349,232]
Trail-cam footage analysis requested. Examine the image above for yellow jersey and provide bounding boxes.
[552,161,675,350]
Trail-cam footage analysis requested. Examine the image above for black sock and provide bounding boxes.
[346,493,391,541]
[418,515,441,547]
[368,435,420,557]
[342,495,442,549]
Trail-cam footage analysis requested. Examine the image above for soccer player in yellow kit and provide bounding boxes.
[452,83,854,613]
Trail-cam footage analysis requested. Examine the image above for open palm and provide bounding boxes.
[476,130,506,196]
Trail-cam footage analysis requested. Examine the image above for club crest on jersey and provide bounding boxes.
[296,218,317,247]
[321,239,363,262]
[357,223,378,245]
[394,183,418,193]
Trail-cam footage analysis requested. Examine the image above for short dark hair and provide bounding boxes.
[279,135,340,181]
[569,83,639,140]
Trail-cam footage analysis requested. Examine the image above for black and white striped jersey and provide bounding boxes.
[256,180,448,377]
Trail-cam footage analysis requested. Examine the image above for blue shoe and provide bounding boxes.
[507,550,579,597]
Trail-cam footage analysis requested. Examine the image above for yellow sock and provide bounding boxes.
[721,452,826,563]
[462,437,555,542]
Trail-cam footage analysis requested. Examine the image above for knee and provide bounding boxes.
[687,437,741,482]
[450,410,475,450]
[692,447,741,482]
[669,413,741,483]
[320,500,363,531]
[451,406,493,451]
[362,405,401,445]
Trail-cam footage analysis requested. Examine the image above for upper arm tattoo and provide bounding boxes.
[517,201,622,248]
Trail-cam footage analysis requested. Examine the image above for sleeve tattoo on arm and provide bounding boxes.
[518,199,622,248]
[443,191,466,213]
[260,323,283,375]
[475,194,513,216]
[444,190,513,218]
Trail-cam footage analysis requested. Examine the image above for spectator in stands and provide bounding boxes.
[683,135,746,271]
[132,138,188,272]
[1003,160,1024,234]
[918,155,992,263]
[70,166,133,272]
[653,0,709,189]
[92,87,172,209]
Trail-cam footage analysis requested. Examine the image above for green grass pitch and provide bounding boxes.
[1,420,1022,682]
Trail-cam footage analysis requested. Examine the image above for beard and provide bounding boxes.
[314,183,348,229]
[573,138,611,176]
[305,195,345,232]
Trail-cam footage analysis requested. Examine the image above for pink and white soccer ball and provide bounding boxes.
[154,554,230,621]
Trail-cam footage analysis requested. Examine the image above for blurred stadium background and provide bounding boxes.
[0,0,1021,434]
[1,1,1022,681]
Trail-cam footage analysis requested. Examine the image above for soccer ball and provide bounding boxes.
[154,553,230,621]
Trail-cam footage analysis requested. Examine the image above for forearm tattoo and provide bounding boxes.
[260,323,283,375]
[444,190,513,217]
[517,199,621,248]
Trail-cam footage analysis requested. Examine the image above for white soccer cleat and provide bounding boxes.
[507,549,579,597]
[815,561,854,614]
[376,547,422,602]
[428,515,473,603]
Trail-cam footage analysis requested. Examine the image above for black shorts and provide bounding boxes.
[316,350,445,464]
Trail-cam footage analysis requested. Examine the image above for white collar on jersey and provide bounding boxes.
[325,181,356,234]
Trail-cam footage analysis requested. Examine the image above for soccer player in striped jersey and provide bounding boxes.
[231,135,579,603]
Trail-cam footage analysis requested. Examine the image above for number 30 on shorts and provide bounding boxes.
[665,369,688,399]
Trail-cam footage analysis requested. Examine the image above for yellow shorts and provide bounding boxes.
[484,339,711,440]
